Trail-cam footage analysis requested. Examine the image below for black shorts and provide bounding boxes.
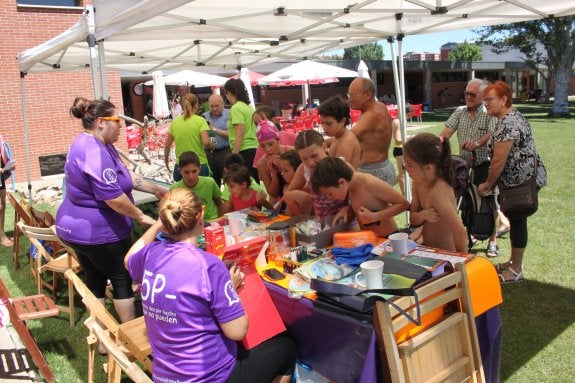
[393,147,403,157]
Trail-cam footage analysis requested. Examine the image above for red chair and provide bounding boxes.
[350,109,362,125]
[293,117,305,133]
[387,106,398,120]
[126,126,142,149]
[411,103,423,123]
[303,115,314,130]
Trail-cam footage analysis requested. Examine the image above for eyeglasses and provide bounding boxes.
[346,90,367,98]
[102,116,123,126]
[463,91,478,99]
[483,97,498,104]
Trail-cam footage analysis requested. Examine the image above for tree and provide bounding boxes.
[448,41,482,61]
[477,16,575,117]
[343,42,384,60]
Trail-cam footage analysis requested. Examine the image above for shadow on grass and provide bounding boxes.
[499,280,575,381]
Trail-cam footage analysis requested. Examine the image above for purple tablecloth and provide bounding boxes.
[265,282,502,383]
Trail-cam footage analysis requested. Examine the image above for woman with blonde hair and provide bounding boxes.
[125,188,296,383]
[164,93,211,181]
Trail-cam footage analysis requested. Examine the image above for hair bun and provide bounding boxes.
[70,97,90,119]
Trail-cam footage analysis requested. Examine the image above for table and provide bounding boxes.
[132,190,158,206]
[117,316,152,372]
[265,256,503,383]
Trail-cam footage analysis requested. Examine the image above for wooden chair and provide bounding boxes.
[18,223,81,328]
[373,262,484,383]
[84,317,152,383]
[7,193,33,271]
[65,270,152,383]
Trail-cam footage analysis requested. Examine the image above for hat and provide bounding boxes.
[256,120,280,142]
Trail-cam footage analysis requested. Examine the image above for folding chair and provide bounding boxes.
[373,262,484,383]
[7,193,33,271]
[18,223,81,328]
[84,317,152,383]
[65,270,152,383]
[411,104,423,124]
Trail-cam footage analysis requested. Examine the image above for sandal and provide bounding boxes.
[498,267,524,283]
[494,262,511,273]
[487,242,499,258]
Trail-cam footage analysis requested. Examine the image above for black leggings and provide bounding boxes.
[509,216,528,248]
[239,148,259,183]
[65,237,134,300]
[226,335,297,383]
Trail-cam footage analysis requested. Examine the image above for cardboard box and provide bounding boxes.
[296,223,348,248]
[204,225,226,256]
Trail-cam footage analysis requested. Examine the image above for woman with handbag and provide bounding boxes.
[478,81,547,283]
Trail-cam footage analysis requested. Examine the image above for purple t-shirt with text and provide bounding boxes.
[127,241,245,383]
[56,133,133,244]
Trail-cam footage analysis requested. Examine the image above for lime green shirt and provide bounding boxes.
[221,177,264,201]
[170,177,222,221]
[227,101,258,151]
[168,115,210,164]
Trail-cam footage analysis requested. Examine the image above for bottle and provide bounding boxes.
[267,221,290,267]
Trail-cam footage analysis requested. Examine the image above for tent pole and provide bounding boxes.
[396,34,411,203]
[20,73,33,205]
[86,7,100,99]
[98,41,109,100]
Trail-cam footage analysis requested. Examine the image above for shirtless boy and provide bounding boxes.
[318,95,361,168]
[348,77,395,185]
[310,157,409,237]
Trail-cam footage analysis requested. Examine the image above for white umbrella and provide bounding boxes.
[145,69,228,88]
[258,60,358,86]
[238,67,255,109]
[259,60,358,105]
[358,60,370,79]
[152,70,170,119]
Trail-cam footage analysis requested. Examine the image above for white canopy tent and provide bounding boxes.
[143,69,228,87]
[16,0,575,201]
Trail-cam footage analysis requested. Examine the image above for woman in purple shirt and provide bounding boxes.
[125,188,296,383]
[56,97,167,329]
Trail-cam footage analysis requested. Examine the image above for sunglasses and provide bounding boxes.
[463,91,478,99]
[102,116,123,126]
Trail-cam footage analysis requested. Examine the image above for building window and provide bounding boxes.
[18,0,79,6]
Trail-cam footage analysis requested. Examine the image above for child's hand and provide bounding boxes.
[422,208,440,223]
[332,205,353,226]
[357,206,379,225]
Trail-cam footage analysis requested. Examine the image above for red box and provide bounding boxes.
[204,225,226,256]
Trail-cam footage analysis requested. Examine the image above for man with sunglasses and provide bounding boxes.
[440,78,508,256]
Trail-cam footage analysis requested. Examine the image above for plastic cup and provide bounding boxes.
[228,213,247,236]
[389,232,409,255]
[360,260,384,289]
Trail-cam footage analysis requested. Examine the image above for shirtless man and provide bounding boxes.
[318,95,361,168]
[310,157,409,238]
[348,78,395,185]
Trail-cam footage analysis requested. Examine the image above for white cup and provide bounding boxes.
[228,213,247,236]
[389,232,409,255]
[359,260,384,290]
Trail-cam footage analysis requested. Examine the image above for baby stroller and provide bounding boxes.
[453,154,496,248]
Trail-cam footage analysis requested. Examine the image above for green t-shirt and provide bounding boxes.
[227,101,258,151]
[168,115,210,164]
[221,177,264,201]
[170,177,222,221]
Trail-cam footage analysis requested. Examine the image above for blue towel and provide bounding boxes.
[331,244,374,267]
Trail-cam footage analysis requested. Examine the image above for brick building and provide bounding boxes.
[1,0,125,183]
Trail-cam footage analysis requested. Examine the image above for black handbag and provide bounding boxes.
[498,154,539,218]
[310,256,432,325]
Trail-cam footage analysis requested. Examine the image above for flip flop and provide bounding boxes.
[498,267,524,283]
[487,242,499,258]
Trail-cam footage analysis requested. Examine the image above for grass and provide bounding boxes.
[1,100,574,382]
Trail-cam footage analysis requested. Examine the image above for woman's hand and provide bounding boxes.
[357,206,379,225]
[478,182,493,196]
[229,264,245,290]
[420,208,440,223]
[136,213,156,227]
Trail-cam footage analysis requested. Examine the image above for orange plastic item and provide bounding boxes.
[333,230,378,248]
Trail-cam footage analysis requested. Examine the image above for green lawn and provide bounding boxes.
[1,101,574,382]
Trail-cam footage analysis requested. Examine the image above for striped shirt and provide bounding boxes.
[445,105,497,165]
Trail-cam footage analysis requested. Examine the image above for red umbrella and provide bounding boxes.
[231,71,265,86]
